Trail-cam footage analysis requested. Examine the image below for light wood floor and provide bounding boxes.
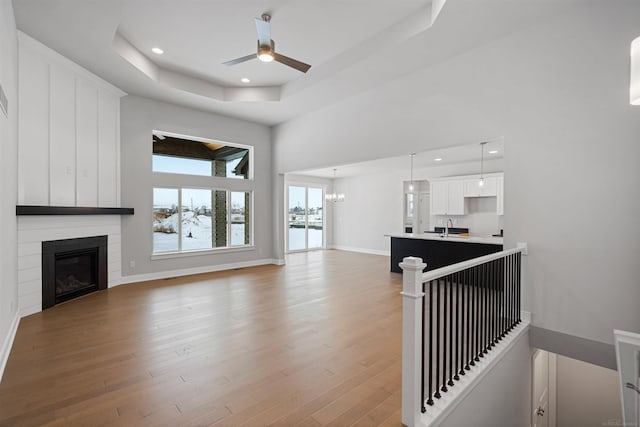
[0,250,403,427]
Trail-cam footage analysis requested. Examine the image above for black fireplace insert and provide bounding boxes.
[42,235,107,309]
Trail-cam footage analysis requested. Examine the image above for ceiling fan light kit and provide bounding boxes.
[223,13,311,73]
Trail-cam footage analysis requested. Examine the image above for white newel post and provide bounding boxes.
[400,256,427,427]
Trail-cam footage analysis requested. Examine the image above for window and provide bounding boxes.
[153,188,252,253]
[152,130,250,179]
[151,130,254,255]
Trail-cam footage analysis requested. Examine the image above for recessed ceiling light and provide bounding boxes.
[434,158,443,162]
[151,47,164,55]
[241,77,251,83]
[488,150,498,154]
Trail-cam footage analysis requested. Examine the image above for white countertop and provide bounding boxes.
[385,232,503,245]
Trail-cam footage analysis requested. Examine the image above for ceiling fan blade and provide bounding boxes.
[255,17,271,47]
[273,53,311,73]
[222,53,256,67]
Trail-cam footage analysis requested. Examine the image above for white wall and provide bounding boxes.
[332,170,404,255]
[0,0,19,379]
[273,2,640,352]
[120,96,273,280]
[17,32,125,207]
[439,328,531,427]
[556,355,622,427]
[16,216,122,317]
[327,159,503,255]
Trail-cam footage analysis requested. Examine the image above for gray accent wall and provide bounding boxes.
[273,2,640,356]
[119,96,273,279]
[0,0,18,375]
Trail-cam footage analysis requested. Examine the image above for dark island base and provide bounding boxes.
[391,237,503,273]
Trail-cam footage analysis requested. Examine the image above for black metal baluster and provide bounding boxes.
[421,283,427,412]
[481,263,485,354]
[448,273,454,387]
[505,254,510,332]
[454,271,460,380]
[487,260,496,348]
[427,280,434,406]
[496,259,501,340]
[509,254,515,331]
[442,276,448,393]
[465,267,471,370]
[483,262,487,355]
[434,278,441,399]
[474,265,480,363]
[496,258,504,341]
[517,253,521,323]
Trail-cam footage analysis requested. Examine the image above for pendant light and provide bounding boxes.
[631,36,640,105]
[325,168,345,203]
[478,142,487,187]
[409,153,416,192]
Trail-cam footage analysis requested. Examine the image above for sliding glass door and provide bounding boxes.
[287,185,324,252]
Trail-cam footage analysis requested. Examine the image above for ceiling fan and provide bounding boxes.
[223,13,311,73]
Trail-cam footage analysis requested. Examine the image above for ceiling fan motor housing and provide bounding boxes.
[257,40,275,61]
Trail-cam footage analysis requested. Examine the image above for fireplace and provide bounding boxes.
[42,236,107,309]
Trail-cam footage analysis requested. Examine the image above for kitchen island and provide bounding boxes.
[386,233,503,273]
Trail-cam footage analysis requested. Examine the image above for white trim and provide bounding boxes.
[117,258,278,286]
[271,258,286,266]
[420,312,531,426]
[400,291,426,299]
[151,245,255,260]
[421,246,524,283]
[330,245,388,256]
[614,329,640,427]
[0,311,20,383]
[427,171,504,183]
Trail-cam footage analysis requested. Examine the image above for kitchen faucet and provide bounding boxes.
[445,218,453,237]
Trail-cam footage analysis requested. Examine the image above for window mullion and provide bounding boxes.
[177,188,183,252]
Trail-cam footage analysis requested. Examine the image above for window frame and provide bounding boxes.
[150,130,256,259]
[152,130,254,181]
[152,186,254,258]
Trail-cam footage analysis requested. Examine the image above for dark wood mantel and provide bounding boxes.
[16,205,134,216]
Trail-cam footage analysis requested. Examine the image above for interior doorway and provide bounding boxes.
[287,185,324,252]
[532,349,557,427]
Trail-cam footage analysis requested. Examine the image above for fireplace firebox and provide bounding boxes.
[42,235,107,309]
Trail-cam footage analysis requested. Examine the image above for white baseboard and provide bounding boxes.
[271,258,286,265]
[0,310,20,383]
[117,258,281,286]
[330,245,389,257]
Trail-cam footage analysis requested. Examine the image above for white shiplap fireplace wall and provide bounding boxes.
[17,216,122,316]
[16,32,126,316]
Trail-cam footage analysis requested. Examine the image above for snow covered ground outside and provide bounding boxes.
[288,228,323,251]
[153,212,325,253]
[153,212,246,252]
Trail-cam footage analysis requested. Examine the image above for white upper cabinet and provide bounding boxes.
[463,176,497,197]
[17,32,126,207]
[430,179,465,215]
[430,181,449,215]
[430,172,504,216]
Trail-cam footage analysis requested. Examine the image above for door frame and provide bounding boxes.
[532,349,557,427]
[285,182,327,253]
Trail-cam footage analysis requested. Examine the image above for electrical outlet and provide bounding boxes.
[129,260,135,268]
